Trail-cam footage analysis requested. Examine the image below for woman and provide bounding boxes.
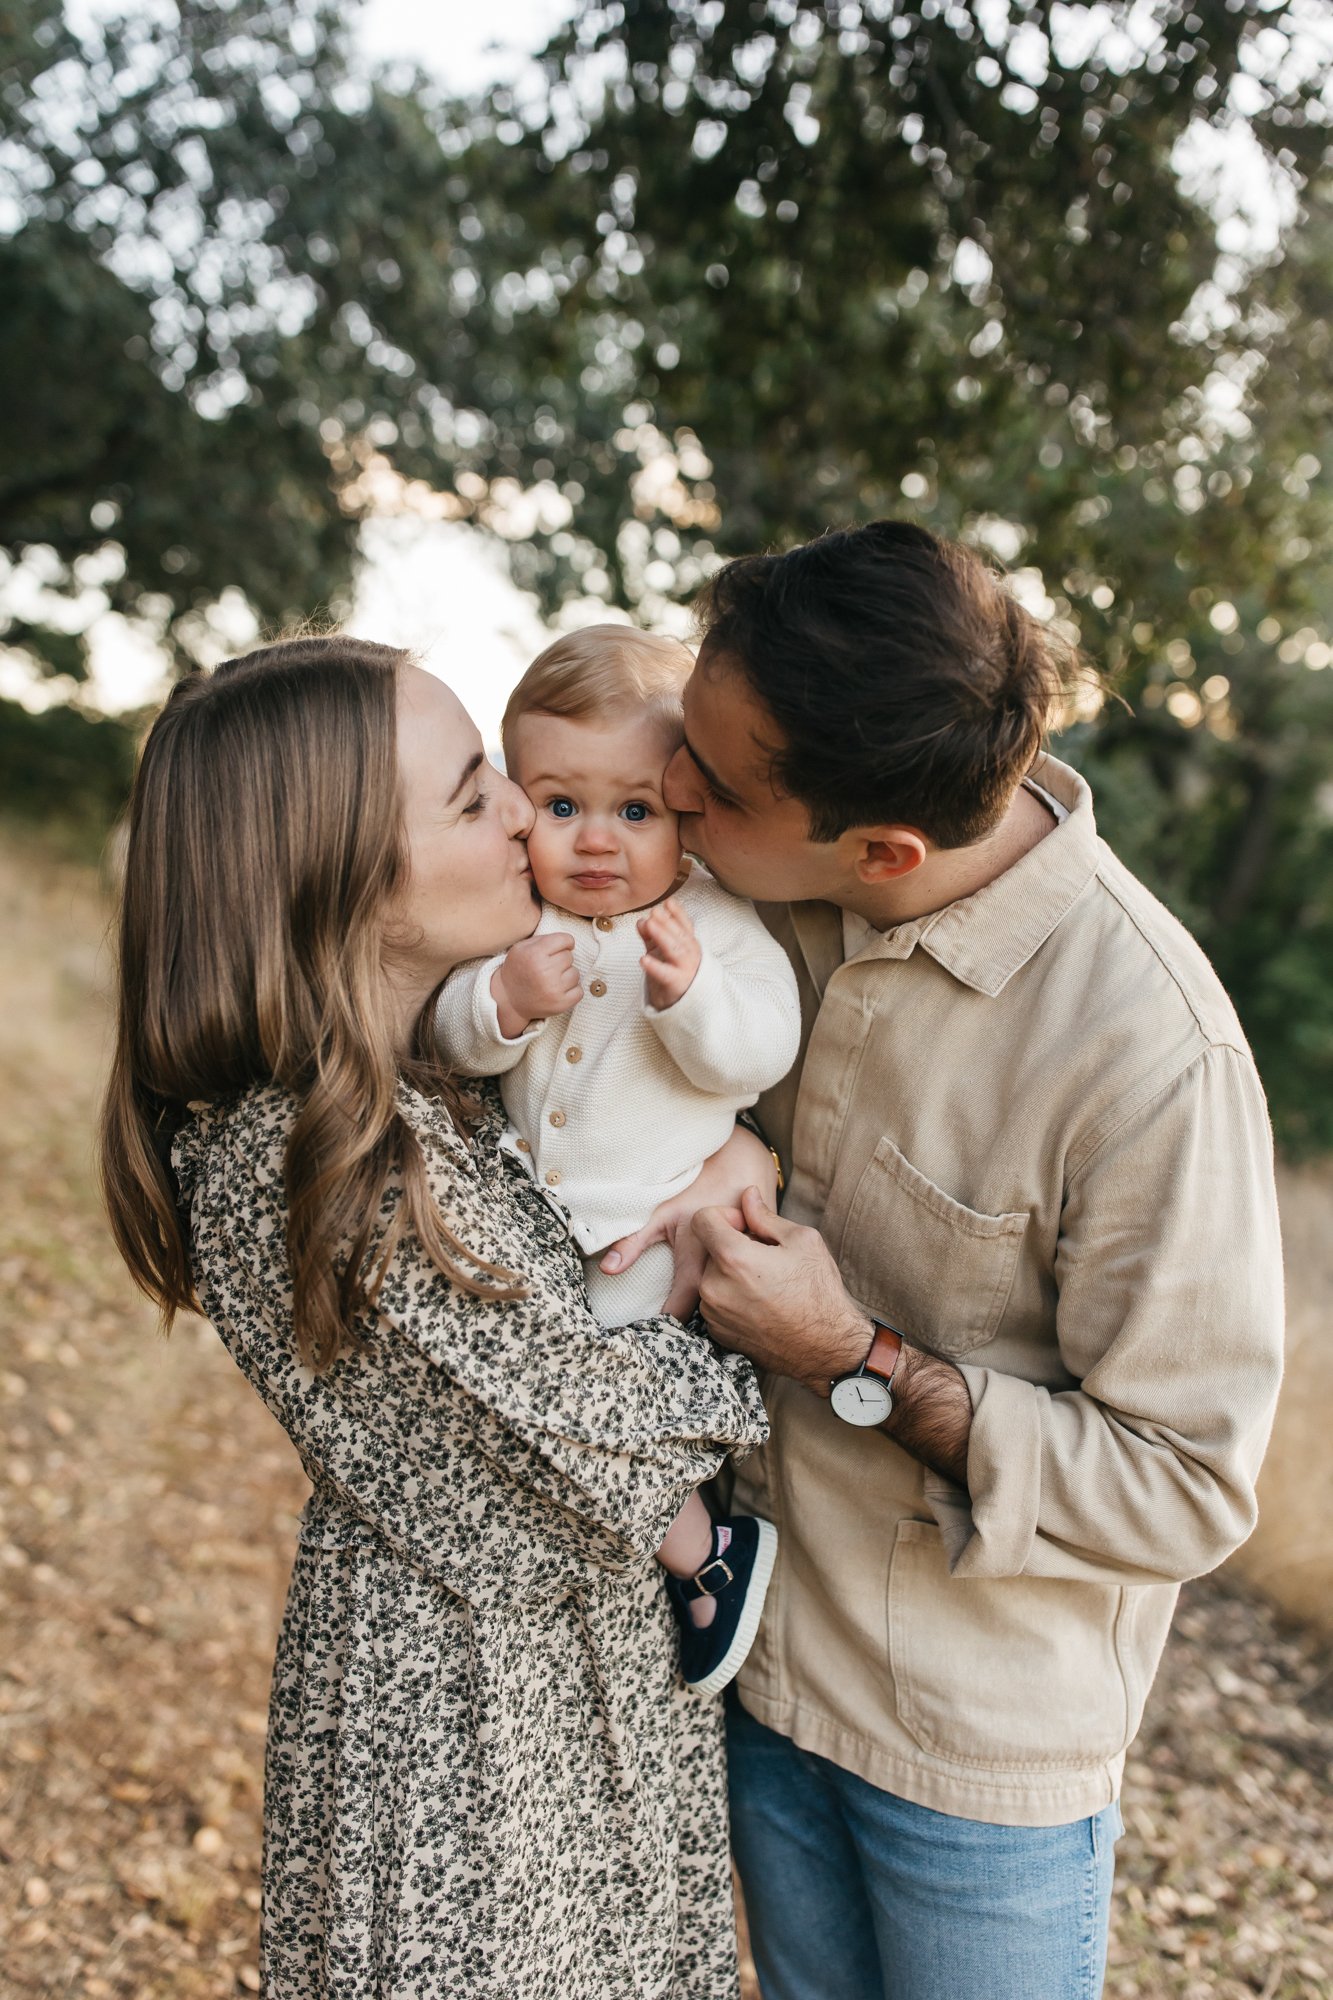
[99,636,771,1999]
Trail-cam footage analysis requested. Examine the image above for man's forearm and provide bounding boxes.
[881,1341,972,1488]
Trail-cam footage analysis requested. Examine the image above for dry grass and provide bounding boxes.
[1228,1158,1333,1632]
[0,832,1329,1999]
[0,835,307,1996]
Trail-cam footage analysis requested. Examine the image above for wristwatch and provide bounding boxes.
[830,1320,904,1428]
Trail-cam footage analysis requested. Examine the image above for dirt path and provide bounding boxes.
[1,839,1330,1999]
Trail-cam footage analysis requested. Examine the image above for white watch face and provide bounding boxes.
[831,1374,893,1427]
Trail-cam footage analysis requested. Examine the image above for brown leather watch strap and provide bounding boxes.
[864,1321,904,1388]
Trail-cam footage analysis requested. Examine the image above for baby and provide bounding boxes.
[436,625,801,1694]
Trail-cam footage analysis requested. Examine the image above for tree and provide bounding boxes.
[403,0,1333,1146]
[5,0,1331,1142]
[377,1,1331,609]
[1,0,403,676]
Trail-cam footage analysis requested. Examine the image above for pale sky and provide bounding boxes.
[356,0,575,93]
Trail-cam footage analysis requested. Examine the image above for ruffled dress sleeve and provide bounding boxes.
[173,1082,768,1612]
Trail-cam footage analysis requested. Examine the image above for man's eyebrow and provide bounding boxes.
[682,731,744,805]
[446,751,484,805]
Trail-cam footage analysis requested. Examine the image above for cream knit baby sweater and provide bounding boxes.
[435,863,801,1326]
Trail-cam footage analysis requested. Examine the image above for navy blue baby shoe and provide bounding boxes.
[666,1515,778,1696]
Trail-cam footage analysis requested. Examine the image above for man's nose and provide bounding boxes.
[663,743,703,812]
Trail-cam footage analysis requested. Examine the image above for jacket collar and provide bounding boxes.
[786,757,1100,1002]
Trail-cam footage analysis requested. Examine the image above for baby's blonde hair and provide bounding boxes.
[501,624,694,768]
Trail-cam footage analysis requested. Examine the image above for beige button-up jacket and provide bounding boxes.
[732,756,1284,1826]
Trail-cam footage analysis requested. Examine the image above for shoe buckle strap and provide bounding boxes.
[681,1554,734,1601]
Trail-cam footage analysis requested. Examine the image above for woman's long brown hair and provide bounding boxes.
[99,636,524,1371]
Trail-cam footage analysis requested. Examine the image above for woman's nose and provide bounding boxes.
[501,774,535,838]
[662,743,703,812]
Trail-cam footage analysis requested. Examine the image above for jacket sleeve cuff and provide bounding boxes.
[949,1364,1046,1579]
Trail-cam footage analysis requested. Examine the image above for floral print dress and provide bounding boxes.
[172,1080,768,2000]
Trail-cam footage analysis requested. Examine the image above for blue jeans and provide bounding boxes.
[727,1696,1121,2000]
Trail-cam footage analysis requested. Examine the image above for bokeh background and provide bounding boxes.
[2,2,1331,1995]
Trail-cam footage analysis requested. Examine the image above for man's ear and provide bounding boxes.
[854,827,930,884]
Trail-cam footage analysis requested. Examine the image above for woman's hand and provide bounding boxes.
[599,1124,779,1319]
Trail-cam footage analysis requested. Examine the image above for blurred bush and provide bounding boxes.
[0,697,136,859]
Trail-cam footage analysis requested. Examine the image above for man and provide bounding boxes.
[660,521,1283,1998]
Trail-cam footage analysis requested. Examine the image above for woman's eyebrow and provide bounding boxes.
[446,751,484,805]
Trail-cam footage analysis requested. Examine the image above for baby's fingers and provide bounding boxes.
[639,907,690,962]
[648,895,690,935]
[549,965,583,1004]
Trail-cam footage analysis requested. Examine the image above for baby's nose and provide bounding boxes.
[576,817,619,850]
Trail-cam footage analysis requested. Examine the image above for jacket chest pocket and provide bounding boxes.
[836,1136,1028,1359]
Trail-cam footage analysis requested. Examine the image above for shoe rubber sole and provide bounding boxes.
[687,1518,779,1698]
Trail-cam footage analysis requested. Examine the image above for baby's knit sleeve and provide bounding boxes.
[434,955,543,1077]
[645,897,802,1098]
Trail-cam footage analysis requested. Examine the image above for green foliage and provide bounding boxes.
[408,0,1333,1150]
[0,0,376,674]
[3,0,1331,1145]
[386,1,1331,613]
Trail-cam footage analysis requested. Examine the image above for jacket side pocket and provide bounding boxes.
[886,1519,1135,1772]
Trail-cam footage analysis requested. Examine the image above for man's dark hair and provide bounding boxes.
[694,520,1082,847]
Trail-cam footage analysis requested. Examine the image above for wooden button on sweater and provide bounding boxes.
[595,916,614,931]
[432,863,803,1273]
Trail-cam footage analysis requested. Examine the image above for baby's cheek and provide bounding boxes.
[523,815,563,896]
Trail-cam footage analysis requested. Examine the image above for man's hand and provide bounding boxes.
[599,1125,778,1318]
[692,1187,873,1396]
[695,1189,974,1485]
[638,896,703,1011]
[491,932,580,1040]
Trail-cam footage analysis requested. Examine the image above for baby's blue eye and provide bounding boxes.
[621,801,651,823]
[549,797,577,819]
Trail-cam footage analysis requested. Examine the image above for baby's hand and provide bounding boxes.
[492,933,580,1039]
[639,897,703,1011]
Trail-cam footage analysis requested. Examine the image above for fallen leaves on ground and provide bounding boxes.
[2,843,1329,2000]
